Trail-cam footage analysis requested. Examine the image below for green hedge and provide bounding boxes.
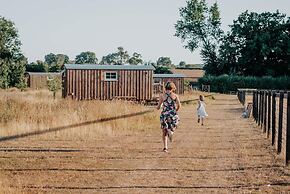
[198,75,290,93]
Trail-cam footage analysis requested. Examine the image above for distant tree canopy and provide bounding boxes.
[45,53,69,72]
[128,52,143,65]
[75,51,97,64]
[151,58,173,74]
[27,53,69,73]
[175,0,223,75]
[100,47,143,65]
[0,16,27,89]
[154,66,173,74]
[26,60,48,72]
[156,57,172,67]
[219,11,290,76]
[178,61,186,67]
[175,0,290,76]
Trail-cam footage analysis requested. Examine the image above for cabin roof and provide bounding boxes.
[64,64,155,70]
[171,69,204,78]
[153,74,186,78]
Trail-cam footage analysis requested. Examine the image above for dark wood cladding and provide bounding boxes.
[63,69,153,101]
[153,77,185,95]
[25,73,62,89]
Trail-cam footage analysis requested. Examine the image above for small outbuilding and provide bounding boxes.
[153,74,186,95]
[25,72,62,89]
[62,64,154,101]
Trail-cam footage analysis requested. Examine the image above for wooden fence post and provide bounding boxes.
[253,91,257,121]
[286,92,290,165]
[267,91,271,138]
[277,92,284,154]
[243,91,245,106]
[261,91,264,128]
[272,92,276,146]
[263,91,267,133]
[258,91,262,126]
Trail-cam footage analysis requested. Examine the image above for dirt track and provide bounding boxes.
[1,95,290,193]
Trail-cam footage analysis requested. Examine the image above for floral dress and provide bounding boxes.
[160,92,179,135]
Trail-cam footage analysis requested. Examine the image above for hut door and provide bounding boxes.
[153,78,163,96]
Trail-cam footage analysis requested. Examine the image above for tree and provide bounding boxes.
[47,76,62,99]
[26,60,48,72]
[45,53,69,72]
[144,61,156,66]
[100,53,118,65]
[75,51,97,64]
[100,47,130,65]
[175,0,223,75]
[156,57,172,67]
[44,53,57,65]
[0,16,27,89]
[219,11,290,76]
[128,52,143,65]
[178,61,186,67]
[116,47,129,65]
[154,66,173,74]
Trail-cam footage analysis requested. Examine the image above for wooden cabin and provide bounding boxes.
[171,67,204,89]
[171,68,204,83]
[25,72,62,89]
[62,64,154,101]
[153,74,185,95]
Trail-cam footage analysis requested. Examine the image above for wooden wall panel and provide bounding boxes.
[64,69,154,101]
[72,70,75,97]
[79,70,81,100]
[142,71,145,100]
[153,77,184,95]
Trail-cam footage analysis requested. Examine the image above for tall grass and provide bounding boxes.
[0,89,159,140]
[0,178,18,194]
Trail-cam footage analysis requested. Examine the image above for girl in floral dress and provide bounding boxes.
[157,82,181,152]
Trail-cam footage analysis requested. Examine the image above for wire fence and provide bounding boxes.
[238,89,290,165]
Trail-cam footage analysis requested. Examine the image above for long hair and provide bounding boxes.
[199,95,204,101]
[165,82,176,91]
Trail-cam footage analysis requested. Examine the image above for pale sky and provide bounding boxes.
[0,0,289,65]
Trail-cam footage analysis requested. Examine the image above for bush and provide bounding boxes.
[47,76,62,99]
[198,75,290,93]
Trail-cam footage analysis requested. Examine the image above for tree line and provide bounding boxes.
[175,0,290,77]
[26,48,177,73]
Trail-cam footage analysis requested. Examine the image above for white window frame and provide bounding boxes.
[154,78,161,84]
[104,71,118,81]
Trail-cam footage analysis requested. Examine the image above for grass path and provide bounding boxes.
[1,94,290,193]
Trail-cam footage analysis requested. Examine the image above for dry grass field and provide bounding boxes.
[0,89,159,140]
[0,89,290,193]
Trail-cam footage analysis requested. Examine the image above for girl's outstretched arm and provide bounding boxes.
[157,93,163,110]
[176,95,181,111]
[197,100,201,110]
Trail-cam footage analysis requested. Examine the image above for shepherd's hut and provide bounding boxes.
[62,64,154,101]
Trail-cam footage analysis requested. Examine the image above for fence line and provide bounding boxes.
[238,89,290,165]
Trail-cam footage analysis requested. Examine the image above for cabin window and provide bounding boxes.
[104,72,118,81]
[154,78,161,84]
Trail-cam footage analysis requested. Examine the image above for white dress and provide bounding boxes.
[197,101,208,118]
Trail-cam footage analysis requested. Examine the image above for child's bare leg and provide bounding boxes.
[162,130,168,150]
[198,116,200,123]
[201,117,204,125]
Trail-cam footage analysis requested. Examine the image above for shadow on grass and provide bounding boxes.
[180,94,215,105]
[0,110,154,142]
